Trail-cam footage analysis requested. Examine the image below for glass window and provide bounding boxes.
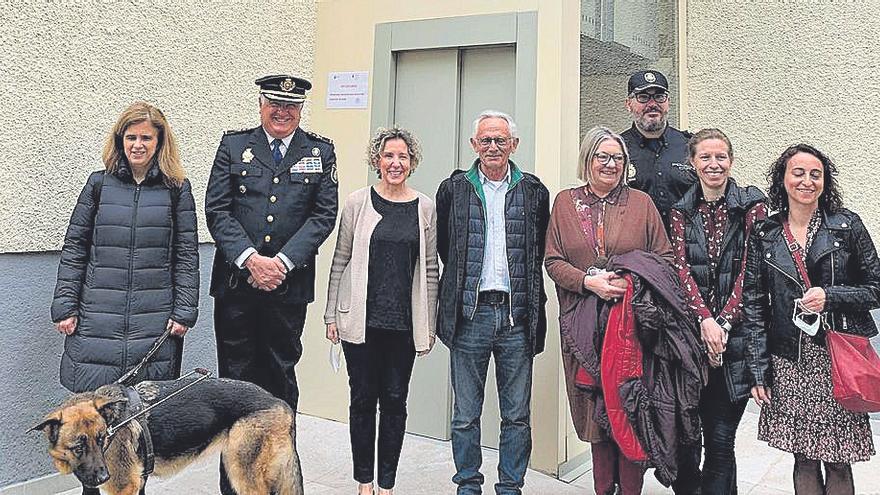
[579,0,680,138]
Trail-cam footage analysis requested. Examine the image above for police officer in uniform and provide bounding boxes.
[206,75,338,493]
[621,70,697,229]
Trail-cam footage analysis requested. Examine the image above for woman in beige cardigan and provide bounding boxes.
[324,127,439,495]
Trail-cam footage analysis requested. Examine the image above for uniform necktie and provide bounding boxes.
[271,139,283,165]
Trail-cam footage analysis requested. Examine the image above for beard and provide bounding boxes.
[632,109,667,134]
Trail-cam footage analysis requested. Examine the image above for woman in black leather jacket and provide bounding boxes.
[743,143,879,495]
[669,128,766,494]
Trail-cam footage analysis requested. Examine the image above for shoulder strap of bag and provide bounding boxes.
[781,219,812,289]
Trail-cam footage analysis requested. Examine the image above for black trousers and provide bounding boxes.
[672,368,748,495]
[343,327,416,490]
[214,294,307,495]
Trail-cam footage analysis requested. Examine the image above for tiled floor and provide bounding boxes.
[53,407,879,494]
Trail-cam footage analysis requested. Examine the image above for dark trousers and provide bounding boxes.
[591,441,646,495]
[343,327,416,490]
[214,294,307,495]
[673,367,748,495]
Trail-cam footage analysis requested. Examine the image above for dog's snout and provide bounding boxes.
[95,466,109,485]
[80,465,109,488]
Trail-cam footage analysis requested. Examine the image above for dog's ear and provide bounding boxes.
[30,411,63,445]
[93,396,128,426]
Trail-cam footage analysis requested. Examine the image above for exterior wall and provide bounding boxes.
[0,0,317,488]
[686,1,880,236]
[0,0,317,253]
[304,0,582,475]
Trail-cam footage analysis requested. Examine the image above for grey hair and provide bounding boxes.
[366,126,423,177]
[577,126,631,184]
[472,110,518,138]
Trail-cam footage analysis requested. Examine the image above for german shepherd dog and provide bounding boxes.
[32,377,303,495]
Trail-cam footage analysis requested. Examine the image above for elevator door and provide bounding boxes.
[391,45,516,448]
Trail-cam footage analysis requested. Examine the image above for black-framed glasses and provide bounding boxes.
[477,137,511,149]
[630,92,669,104]
[594,152,626,166]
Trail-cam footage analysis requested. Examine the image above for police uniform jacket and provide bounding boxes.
[622,124,697,223]
[205,126,338,303]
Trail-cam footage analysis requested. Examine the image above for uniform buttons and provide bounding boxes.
[659,191,666,197]
[841,222,848,228]
[834,241,840,247]
[657,171,663,176]
[304,178,310,184]
[267,215,274,223]
[264,235,272,243]
[239,185,247,193]
[241,170,247,177]
[270,195,277,203]
[765,252,772,259]
[273,177,280,184]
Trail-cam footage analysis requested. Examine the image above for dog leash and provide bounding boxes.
[115,327,173,386]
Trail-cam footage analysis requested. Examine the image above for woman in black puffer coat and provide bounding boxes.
[51,102,199,392]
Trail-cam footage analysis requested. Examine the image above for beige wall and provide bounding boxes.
[301,0,582,475]
[686,1,880,235]
[0,0,317,253]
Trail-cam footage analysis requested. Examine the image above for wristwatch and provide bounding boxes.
[715,316,732,332]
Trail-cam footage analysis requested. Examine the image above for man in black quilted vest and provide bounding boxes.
[436,110,550,495]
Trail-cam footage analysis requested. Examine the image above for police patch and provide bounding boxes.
[331,164,338,184]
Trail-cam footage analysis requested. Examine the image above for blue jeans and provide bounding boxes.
[450,302,533,495]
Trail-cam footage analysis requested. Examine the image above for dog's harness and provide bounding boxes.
[121,386,155,477]
[104,327,211,479]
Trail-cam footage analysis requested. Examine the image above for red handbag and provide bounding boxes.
[825,330,880,413]
[782,220,880,413]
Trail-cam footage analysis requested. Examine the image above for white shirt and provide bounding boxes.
[478,165,511,292]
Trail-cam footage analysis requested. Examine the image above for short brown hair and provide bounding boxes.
[366,126,423,177]
[687,128,734,164]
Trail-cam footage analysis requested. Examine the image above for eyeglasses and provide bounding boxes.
[594,152,626,166]
[477,137,512,149]
[630,92,669,104]
[267,101,303,111]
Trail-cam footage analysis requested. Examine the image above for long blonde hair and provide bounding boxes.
[101,102,185,187]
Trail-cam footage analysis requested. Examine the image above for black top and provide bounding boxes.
[621,124,697,226]
[366,187,420,331]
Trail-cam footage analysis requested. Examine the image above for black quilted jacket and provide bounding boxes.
[51,162,199,392]
[742,208,880,387]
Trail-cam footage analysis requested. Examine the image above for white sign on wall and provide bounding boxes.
[326,71,369,109]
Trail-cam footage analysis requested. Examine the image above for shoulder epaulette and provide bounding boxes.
[681,129,693,139]
[223,127,251,136]
[305,130,333,145]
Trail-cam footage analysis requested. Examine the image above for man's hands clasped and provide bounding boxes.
[246,254,288,291]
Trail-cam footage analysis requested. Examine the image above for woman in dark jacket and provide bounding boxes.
[51,101,199,393]
[743,144,878,494]
[668,129,766,494]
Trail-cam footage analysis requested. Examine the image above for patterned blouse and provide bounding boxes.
[669,196,767,325]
